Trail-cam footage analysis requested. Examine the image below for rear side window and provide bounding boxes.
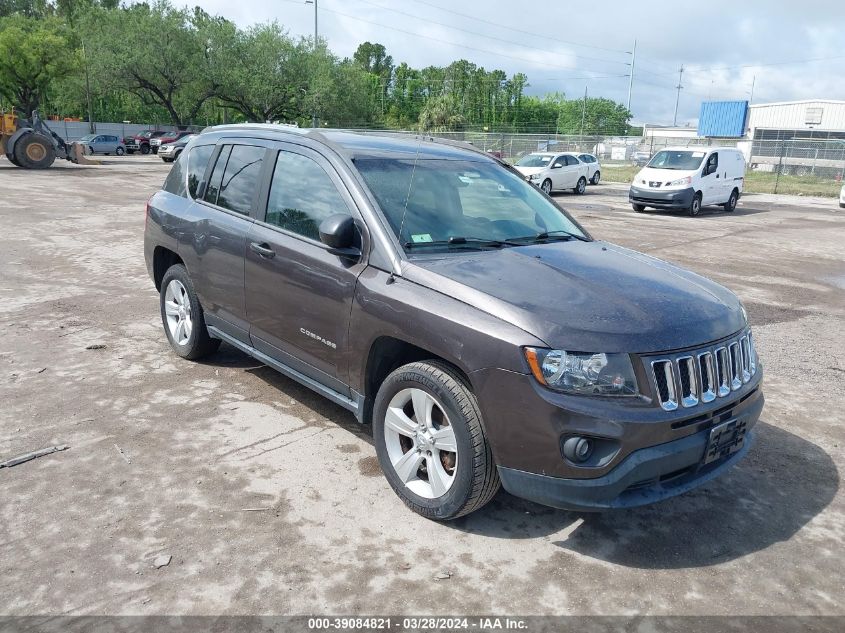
[216,145,265,214]
[187,144,214,199]
[203,146,231,206]
[264,150,350,240]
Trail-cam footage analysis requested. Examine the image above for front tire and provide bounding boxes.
[14,133,56,169]
[541,179,552,195]
[688,192,703,217]
[373,361,500,520]
[116,147,125,156]
[159,264,220,360]
[573,176,587,194]
[632,203,646,212]
[590,170,601,185]
[140,144,150,155]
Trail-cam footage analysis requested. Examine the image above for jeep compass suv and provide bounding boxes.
[144,125,763,520]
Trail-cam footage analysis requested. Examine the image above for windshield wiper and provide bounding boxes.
[509,229,589,243]
[403,236,510,250]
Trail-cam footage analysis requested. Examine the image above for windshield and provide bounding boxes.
[647,150,706,170]
[356,158,588,251]
[515,154,554,168]
[79,134,96,141]
[138,131,152,138]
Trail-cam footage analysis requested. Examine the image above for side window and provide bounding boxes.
[187,144,214,199]
[552,157,565,168]
[216,145,265,214]
[265,150,351,240]
[162,155,187,197]
[706,153,719,174]
[565,156,577,166]
[203,146,231,205]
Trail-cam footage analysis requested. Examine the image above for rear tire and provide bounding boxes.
[724,189,738,212]
[632,203,646,213]
[373,361,500,520]
[159,264,220,360]
[573,176,587,194]
[590,170,601,185]
[14,133,56,169]
[688,192,703,217]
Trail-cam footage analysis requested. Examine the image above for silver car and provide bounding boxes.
[77,134,125,156]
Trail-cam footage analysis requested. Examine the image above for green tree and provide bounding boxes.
[418,93,464,133]
[82,2,222,126]
[0,13,78,113]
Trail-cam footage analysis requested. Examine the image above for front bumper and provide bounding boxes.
[499,425,756,511]
[629,185,695,209]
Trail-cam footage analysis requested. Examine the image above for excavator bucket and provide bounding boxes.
[66,142,99,165]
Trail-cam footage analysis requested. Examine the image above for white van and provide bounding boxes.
[629,147,745,216]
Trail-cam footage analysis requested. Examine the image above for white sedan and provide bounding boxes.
[514,152,590,195]
[578,153,602,185]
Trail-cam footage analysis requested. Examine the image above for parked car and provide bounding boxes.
[632,150,650,166]
[126,130,166,155]
[577,153,602,185]
[629,147,746,216]
[151,130,193,154]
[77,134,125,156]
[840,183,845,209]
[158,134,195,163]
[514,152,590,195]
[145,126,763,520]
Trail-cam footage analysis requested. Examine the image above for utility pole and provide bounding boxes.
[305,0,319,127]
[749,75,756,104]
[82,42,95,134]
[626,38,636,113]
[672,65,684,127]
[580,85,588,139]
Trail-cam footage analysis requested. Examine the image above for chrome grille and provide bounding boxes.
[650,331,758,411]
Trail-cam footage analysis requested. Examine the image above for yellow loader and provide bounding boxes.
[1,110,94,169]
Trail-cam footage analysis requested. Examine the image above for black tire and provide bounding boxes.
[159,264,220,360]
[116,147,125,156]
[7,151,21,166]
[174,149,183,159]
[373,360,500,520]
[724,189,738,213]
[161,157,173,163]
[688,192,703,217]
[632,203,646,213]
[140,144,150,155]
[14,133,56,169]
[590,170,601,185]
[127,149,136,155]
[573,176,587,194]
[541,179,552,195]
[840,202,845,209]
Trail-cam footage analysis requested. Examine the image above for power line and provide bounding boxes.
[354,0,629,67]
[409,0,631,56]
[320,3,631,76]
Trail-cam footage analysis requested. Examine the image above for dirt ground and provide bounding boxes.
[1,155,843,616]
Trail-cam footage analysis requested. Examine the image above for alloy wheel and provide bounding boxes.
[383,387,457,499]
[163,279,193,346]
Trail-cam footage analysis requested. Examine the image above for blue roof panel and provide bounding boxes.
[698,101,748,137]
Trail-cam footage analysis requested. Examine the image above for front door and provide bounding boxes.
[244,143,366,394]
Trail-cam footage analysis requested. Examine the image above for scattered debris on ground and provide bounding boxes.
[153,555,172,569]
[0,445,69,469]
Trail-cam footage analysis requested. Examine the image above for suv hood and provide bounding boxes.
[402,241,745,353]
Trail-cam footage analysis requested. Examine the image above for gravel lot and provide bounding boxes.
[1,155,843,616]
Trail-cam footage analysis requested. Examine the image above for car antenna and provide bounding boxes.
[397,133,425,243]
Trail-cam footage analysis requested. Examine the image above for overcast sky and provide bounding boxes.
[193,0,845,126]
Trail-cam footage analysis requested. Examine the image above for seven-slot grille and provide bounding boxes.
[650,331,757,411]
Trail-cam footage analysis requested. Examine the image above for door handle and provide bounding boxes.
[716,174,720,178]
[250,242,276,259]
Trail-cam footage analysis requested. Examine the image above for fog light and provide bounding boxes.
[563,436,593,463]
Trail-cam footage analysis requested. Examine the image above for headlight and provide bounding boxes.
[524,348,639,396]
[666,176,692,187]
[528,173,541,181]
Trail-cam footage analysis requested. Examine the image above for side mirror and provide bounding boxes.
[551,163,562,169]
[319,214,359,257]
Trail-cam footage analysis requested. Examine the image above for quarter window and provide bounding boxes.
[187,144,214,199]
[203,145,230,205]
[265,151,350,240]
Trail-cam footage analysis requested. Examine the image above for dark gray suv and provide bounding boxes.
[144,125,763,520]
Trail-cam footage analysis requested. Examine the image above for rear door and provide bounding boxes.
[244,142,367,393]
[180,140,268,343]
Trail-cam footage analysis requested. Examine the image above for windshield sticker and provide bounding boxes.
[411,234,433,243]
[692,151,705,157]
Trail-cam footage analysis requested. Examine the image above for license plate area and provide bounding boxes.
[703,418,747,465]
